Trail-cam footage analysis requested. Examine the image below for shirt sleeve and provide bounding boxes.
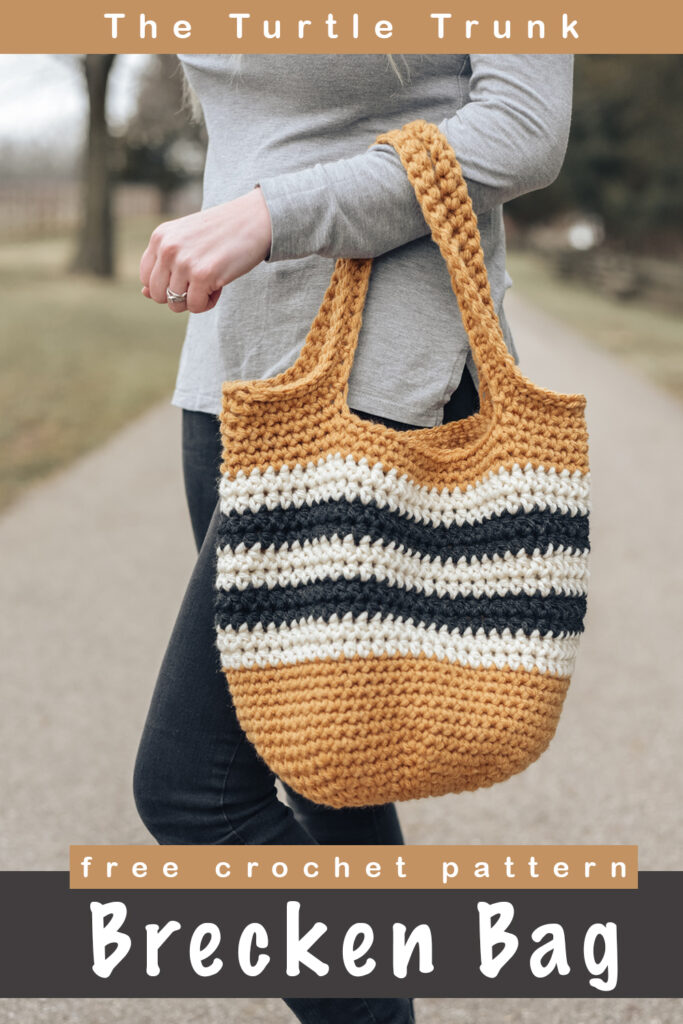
[255,54,573,262]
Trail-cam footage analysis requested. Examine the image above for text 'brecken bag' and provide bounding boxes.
[213,119,590,808]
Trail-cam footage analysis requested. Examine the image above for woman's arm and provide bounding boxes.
[140,54,572,313]
[258,54,574,261]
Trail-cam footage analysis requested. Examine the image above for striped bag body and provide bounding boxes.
[215,120,590,809]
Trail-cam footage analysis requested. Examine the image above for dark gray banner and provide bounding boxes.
[1,872,680,997]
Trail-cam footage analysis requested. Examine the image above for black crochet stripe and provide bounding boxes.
[216,499,589,562]
[215,579,586,636]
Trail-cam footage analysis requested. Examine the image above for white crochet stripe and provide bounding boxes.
[216,615,581,676]
[216,538,589,599]
[218,456,590,527]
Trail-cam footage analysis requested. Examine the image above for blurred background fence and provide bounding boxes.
[0,179,201,241]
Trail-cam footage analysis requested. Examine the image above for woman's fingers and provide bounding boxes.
[205,288,223,311]
[186,273,221,314]
[148,252,173,304]
[166,271,190,313]
[144,235,214,312]
[139,238,158,291]
[141,264,219,314]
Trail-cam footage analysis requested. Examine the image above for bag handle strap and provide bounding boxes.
[324,119,515,413]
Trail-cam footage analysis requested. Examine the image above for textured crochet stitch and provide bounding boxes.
[214,120,590,809]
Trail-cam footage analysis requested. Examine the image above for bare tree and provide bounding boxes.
[71,54,116,276]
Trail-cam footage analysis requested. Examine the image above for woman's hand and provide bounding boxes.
[139,186,272,314]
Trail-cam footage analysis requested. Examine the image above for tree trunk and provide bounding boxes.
[158,182,175,216]
[71,55,116,276]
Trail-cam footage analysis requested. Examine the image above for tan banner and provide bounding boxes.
[2,0,683,53]
[70,845,638,889]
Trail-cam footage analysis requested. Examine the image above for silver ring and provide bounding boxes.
[166,287,188,304]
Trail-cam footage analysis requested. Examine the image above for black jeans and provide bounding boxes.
[133,372,479,1023]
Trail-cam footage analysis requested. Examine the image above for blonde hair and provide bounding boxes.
[180,54,411,124]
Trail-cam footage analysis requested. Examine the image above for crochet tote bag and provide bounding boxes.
[214,119,590,808]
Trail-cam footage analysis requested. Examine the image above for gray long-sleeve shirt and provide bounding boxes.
[173,54,573,426]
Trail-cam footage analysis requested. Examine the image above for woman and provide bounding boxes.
[134,54,573,1023]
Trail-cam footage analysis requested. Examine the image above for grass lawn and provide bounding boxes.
[506,249,683,402]
[0,217,186,511]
